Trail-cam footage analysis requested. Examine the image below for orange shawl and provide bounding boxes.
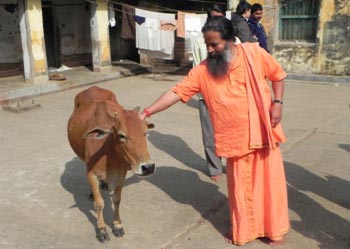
[240,43,286,149]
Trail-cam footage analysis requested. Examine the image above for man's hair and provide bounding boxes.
[202,16,234,41]
[251,3,263,13]
[235,1,251,15]
[207,4,226,18]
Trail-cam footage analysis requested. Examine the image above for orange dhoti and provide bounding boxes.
[226,146,289,245]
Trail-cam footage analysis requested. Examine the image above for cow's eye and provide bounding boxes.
[118,134,127,141]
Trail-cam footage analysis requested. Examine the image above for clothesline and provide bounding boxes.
[86,0,307,18]
[45,0,305,12]
[85,0,224,15]
[187,0,226,5]
[108,0,177,13]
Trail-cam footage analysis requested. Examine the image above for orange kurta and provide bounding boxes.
[172,43,286,157]
[172,43,289,245]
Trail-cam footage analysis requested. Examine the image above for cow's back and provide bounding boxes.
[68,98,123,162]
[74,86,118,112]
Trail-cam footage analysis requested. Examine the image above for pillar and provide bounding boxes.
[90,0,111,72]
[19,0,48,84]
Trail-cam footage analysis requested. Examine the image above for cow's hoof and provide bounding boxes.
[112,226,125,237]
[96,228,110,243]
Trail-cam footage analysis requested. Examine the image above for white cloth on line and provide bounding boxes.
[108,3,116,27]
[135,8,175,59]
[184,14,203,61]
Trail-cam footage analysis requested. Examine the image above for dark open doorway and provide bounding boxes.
[42,1,61,68]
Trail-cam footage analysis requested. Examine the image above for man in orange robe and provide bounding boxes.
[139,16,289,246]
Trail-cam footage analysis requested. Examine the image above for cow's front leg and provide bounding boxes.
[112,171,127,237]
[87,171,110,243]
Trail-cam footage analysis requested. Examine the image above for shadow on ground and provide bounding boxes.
[126,165,229,238]
[61,157,115,234]
[338,144,350,153]
[285,161,350,249]
[61,130,230,241]
[147,130,208,173]
[144,130,228,234]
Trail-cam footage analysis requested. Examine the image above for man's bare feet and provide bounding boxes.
[210,174,221,182]
[268,238,285,246]
[260,236,285,246]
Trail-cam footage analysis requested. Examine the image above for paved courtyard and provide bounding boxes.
[0,73,349,249]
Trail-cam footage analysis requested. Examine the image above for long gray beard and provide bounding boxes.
[207,44,232,79]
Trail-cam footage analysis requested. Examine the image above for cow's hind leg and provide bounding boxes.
[111,170,127,237]
[87,172,110,243]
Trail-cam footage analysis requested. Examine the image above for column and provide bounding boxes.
[19,0,48,84]
[90,0,111,72]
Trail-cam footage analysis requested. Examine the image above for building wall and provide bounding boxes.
[0,0,110,79]
[314,0,350,75]
[229,0,350,76]
[55,1,91,55]
[0,1,23,76]
[53,0,92,67]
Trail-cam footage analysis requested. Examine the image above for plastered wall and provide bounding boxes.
[0,1,22,63]
[54,0,91,56]
[228,0,350,76]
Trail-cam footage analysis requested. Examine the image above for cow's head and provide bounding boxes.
[82,106,155,177]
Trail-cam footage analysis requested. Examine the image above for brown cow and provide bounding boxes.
[67,86,155,242]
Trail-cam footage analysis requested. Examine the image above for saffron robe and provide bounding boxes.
[172,43,289,245]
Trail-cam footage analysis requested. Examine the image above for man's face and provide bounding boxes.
[204,31,232,78]
[252,10,263,22]
[204,30,228,55]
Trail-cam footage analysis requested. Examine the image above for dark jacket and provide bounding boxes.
[231,13,257,43]
[248,18,269,53]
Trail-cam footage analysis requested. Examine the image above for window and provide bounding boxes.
[279,0,320,42]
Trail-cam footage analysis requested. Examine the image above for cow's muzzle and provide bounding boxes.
[137,163,155,176]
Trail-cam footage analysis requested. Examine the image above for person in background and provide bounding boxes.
[248,3,269,52]
[231,0,257,43]
[139,17,289,246]
[192,4,226,182]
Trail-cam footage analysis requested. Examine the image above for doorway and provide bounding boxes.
[42,1,61,68]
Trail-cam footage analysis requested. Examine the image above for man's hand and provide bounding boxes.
[270,103,282,128]
[139,111,147,120]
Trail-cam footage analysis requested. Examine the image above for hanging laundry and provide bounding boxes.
[160,20,177,31]
[135,15,146,25]
[185,15,202,34]
[145,17,159,40]
[135,8,175,59]
[177,11,195,38]
[108,3,116,27]
[184,14,203,62]
[121,5,135,40]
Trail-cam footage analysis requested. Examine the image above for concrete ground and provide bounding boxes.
[0,69,349,249]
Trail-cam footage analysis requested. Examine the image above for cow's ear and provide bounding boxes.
[146,120,155,129]
[134,106,140,112]
[82,127,114,140]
